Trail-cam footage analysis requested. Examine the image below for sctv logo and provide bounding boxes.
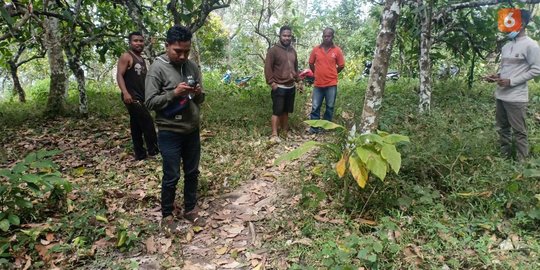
[498,8,523,32]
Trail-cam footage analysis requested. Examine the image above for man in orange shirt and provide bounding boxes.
[308,28,345,134]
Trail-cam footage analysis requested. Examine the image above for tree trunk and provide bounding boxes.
[8,60,26,102]
[189,32,201,66]
[65,49,88,116]
[418,0,432,113]
[359,0,402,134]
[43,16,68,116]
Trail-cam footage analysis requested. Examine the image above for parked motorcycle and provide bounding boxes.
[299,69,315,85]
[222,70,253,87]
[362,61,400,81]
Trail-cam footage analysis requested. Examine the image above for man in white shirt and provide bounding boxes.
[485,9,540,161]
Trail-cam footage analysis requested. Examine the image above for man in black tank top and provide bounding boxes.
[117,32,159,160]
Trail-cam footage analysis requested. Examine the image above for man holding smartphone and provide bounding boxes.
[145,25,205,230]
[485,9,540,161]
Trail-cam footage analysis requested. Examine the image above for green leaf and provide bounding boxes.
[275,141,321,165]
[381,144,401,174]
[15,198,33,209]
[36,149,60,159]
[96,215,108,223]
[382,134,410,144]
[24,153,38,164]
[22,174,42,184]
[117,230,127,247]
[356,146,378,164]
[12,163,28,174]
[373,241,383,253]
[357,133,384,145]
[0,6,14,26]
[0,219,9,232]
[7,214,20,226]
[185,0,195,10]
[0,169,10,177]
[366,154,387,181]
[31,160,56,170]
[528,208,540,219]
[304,120,345,131]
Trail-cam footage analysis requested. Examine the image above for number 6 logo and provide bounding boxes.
[498,8,522,32]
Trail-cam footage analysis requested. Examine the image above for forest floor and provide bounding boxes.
[0,96,327,269]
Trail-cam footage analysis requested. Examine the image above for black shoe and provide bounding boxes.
[135,154,147,161]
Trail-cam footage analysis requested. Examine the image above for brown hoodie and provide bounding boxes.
[264,42,299,86]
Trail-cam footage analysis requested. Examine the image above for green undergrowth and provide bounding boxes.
[270,78,540,269]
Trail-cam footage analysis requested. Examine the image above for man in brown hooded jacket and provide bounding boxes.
[264,25,301,142]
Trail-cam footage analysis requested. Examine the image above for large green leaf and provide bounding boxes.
[304,120,345,131]
[382,134,410,144]
[381,143,401,174]
[274,141,321,165]
[366,154,387,181]
[356,146,378,164]
[357,133,384,145]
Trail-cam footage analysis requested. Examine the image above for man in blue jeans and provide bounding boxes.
[308,28,345,133]
[145,25,205,230]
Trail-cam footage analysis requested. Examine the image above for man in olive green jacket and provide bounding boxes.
[145,25,204,227]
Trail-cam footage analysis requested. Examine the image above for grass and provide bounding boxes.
[1,74,540,268]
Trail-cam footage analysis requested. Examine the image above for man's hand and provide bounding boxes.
[496,78,511,87]
[123,92,134,104]
[483,74,499,83]
[174,82,192,96]
[192,83,203,95]
[271,82,278,91]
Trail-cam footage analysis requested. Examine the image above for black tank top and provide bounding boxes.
[123,51,147,101]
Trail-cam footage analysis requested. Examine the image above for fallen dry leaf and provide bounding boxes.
[35,244,52,262]
[215,246,228,255]
[145,236,157,254]
[160,238,172,254]
[221,261,242,269]
[186,231,194,242]
[357,218,377,226]
[403,244,423,266]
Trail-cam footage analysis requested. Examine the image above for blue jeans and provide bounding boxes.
[310,86,337,128]
[158,129,200,218]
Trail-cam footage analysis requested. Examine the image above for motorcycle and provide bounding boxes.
[299,69,314,85]
[362,61,400,81]
[222,70,253,87]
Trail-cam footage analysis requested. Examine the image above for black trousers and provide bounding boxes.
[158,129,200,218]
[125,102,159,159]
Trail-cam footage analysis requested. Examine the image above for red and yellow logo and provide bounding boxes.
[498,8,523,32]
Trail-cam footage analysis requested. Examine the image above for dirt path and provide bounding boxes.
[129,135,310,270]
